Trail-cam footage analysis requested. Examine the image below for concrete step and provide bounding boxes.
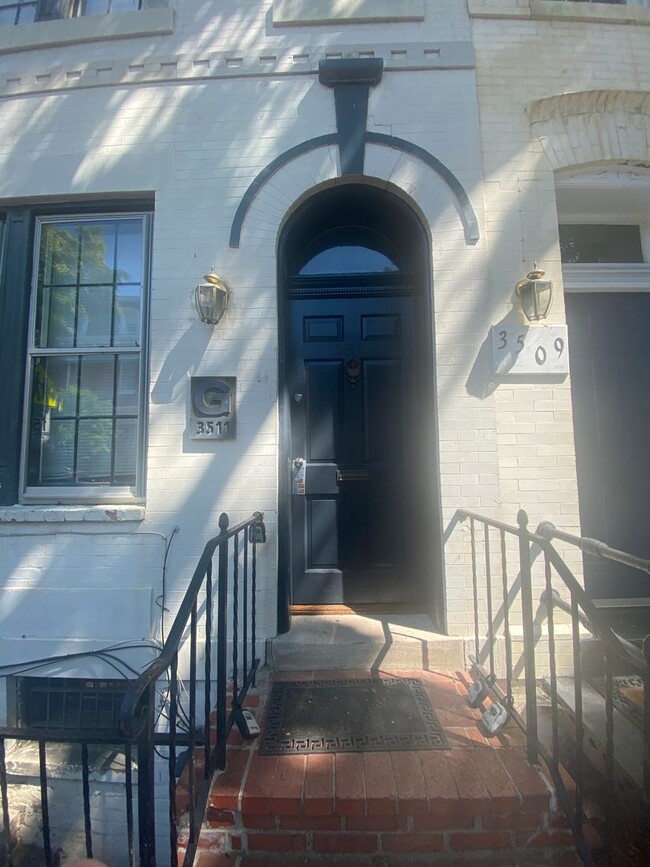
[266,615,466,672]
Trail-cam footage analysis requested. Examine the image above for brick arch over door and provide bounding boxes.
[528,90,650,170]
[229,140,480,249]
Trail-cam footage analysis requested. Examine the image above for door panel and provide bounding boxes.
[566,293,650,598]
[289,295,423,605]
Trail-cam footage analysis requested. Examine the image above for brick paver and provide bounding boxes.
[193,668,576,862]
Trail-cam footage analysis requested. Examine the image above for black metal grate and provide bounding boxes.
[9,676,131,732]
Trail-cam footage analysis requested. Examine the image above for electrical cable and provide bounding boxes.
[0,640,162,677]
[155,524,179,645]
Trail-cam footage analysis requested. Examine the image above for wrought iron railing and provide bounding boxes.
[0,510,266,867]
[453,508,650,867]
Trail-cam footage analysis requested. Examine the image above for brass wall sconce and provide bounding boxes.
[515,263,553,321]
[195,269,229,325]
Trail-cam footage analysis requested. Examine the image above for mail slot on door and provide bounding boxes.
[336,470,369,483]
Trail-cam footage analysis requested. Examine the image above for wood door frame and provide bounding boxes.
[275,183,445,634]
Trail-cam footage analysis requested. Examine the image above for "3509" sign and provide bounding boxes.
[491,325,569,376]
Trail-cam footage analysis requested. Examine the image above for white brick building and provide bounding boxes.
[0,0,648,701]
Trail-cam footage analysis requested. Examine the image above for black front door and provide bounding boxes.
[566,292,650,598]
[288,292,426,605]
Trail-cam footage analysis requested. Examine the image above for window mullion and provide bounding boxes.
[72,353,82,484]
[73,229,82,350]
[110,354,118,485]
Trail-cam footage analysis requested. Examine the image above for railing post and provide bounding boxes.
[643,635,650,795]
[517,509,538,765]
[137,683,157,867]
[216,512,230,771]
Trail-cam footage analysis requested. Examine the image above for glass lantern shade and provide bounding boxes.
[195,273,229,325]
[515,269,553,321]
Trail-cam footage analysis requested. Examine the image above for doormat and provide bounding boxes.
[258,677,449,755]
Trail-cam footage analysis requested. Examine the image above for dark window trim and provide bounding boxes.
[0,198,153,507]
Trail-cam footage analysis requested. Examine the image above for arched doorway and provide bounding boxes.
[277,184,441,623]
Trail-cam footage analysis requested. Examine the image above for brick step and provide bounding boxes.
[177,670,582,864]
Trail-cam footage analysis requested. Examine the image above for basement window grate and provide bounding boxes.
[8,676,132,732]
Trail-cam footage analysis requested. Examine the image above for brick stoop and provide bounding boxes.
[177,669,582,866]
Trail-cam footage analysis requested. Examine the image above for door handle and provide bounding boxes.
[336,470,369,483]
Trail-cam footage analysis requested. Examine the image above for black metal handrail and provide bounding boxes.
[455,508,650,867]
[0,510,266,867]
[537,521,650,577]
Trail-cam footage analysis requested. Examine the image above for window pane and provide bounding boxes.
[39,222,82,287]
[80,222,116,284]
[79,356,114,417]
[16,3,36,22]
[116,355,139,414]
[114,418,137,485]
[39,419,75,484]
[109,0,139,10]
[559,224,644,264]
[36,356,78,418]
[0,7,16,25]
[35,284,76,348]
[114,284,141,345]
[81,0,108,14]
[299,245,400,275]
[77,285,113,347]
[115,219,143,284]
[76,418,112,483]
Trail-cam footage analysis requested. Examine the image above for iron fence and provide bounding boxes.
[455,508,650,866]
[0,510,266,867]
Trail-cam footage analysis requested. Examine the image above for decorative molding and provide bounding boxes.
[528,90,650,171]
[529,90,650,125]
[562,263,650,293]
[0,41,473,100]
[229,132,480,248]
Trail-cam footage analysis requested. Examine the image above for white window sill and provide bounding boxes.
[0,7,173,56]
[0,505,145,523]
[468,0,650,26]
[273,0,425,27]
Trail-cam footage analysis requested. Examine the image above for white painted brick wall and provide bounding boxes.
[0,0,644,657]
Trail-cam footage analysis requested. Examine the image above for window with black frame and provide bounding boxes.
[23,214,150,498]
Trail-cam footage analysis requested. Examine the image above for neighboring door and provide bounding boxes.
[566,292,650,598]
[287,290,427,605]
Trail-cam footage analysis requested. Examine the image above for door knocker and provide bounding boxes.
[346,358,361,387]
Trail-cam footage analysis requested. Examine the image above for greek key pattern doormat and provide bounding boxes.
[259,677,449,755]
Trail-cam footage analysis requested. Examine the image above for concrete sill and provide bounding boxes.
[273,0,425,27]
[0,505,145,523]
[0,7,174,55]
[468,0,650,26]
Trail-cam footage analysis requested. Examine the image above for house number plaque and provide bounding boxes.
[491,325,569,376]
